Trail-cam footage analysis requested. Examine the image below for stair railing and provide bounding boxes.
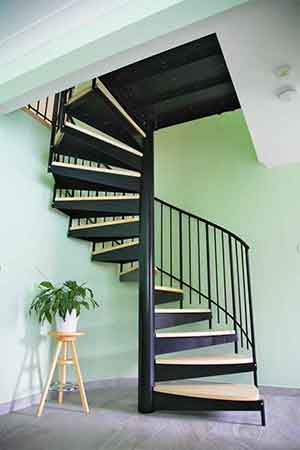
[154,197,257,382]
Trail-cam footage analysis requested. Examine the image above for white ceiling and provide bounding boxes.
[0,0,299,167]
[0,0,76,41]
[0,0,134,67]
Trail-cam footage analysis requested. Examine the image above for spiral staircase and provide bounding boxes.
[31,33,265,425]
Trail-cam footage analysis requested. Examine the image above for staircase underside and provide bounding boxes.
[99,33,239,130]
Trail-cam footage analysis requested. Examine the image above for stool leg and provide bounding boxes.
[36,340,63,417]
[58,341,68,404]
[70,341,90,414]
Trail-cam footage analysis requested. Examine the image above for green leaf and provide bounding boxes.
[40,281,54,289]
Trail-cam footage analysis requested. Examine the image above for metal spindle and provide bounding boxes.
[229,236,238,353]
[235,240,243,348]
[179,212,183,292]
[214,228,220,323]
[197,220,201,304]
[160,203,163,286]
[221,232,228,324]
[188,216,192,304]
[206,224,212,326]
[241,245,249,349]
[170,207,173,287]
[245,248,258,385]
[44,97,49,118]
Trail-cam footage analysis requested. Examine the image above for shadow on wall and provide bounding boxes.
[10,306,48,412]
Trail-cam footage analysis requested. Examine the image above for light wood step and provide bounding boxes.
[61,121,143,156]
[156,354,253,365]
[70,217,139,231]
[156,330,235,338]
[51,161,141,178]
[66,80,146,140]
[96,79,146,138]
[155,308,210,314]
[92,240,139,256]
[155,286,183,294]
[55,194,140,202]
[154,383,260,401]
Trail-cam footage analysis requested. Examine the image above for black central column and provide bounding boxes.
[138,121,155,413]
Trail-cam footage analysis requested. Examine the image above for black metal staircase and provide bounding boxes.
[40,77,265,426]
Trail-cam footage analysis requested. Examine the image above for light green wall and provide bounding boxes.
[155,110,300,388]
[0,111,137,406]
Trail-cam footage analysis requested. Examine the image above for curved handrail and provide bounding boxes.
[155,197,249,249]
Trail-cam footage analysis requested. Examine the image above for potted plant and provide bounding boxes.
[29,280,100,332]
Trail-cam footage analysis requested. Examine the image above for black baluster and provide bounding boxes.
[48,93,60,171]
[179,211,183,308]
[160,203,163,286]
[44,97,49,119]
[206,224,212,327]
[188,216,192,304]
[235,240,243,348]
[245,248,258,386]
[170,207,173,287]
[241,245,249,349]
[222,232,228,324]
[214,228,220,323]
[229,236,238,353]
[197,220,201,304]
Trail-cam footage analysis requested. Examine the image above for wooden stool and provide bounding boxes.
[36,331,89,417]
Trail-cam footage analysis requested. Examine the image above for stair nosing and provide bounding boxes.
[153,383,260,402]
[55,195,140,202]
[51,161,141,178]
[92,240,139,256]
[155,308,211,314]
[155,286,183,294]
[64,121,143,157]
[96,79,146,138]
[70,217,139,231]
[120,266,139,276]
[66,84,93,107]
[155,354,254,365]
[156,330,236,338]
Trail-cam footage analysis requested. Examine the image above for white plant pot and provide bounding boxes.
[55,309,79,333]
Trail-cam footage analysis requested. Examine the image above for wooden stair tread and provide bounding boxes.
[155,354,253,365]
[120,265,158,276]
[51,161,141,178]
[55,195,139,202]
[156,330,235,338]
[120,266,139,276]
[92,240,139,255]
[70,217,139,231]
[63,122,143,156]
[96,79,146,138]
[154,383,260,401]
[155,308,210,314]
[155,286,183,294]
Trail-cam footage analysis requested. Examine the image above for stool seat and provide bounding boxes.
[36,331,89,417]
[49,331,85,341]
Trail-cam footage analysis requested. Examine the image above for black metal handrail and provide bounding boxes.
[155,197,249,249]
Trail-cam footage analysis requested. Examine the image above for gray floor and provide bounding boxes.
[0,378,300,450]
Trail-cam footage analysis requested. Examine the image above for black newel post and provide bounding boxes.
[138,121,155,413]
